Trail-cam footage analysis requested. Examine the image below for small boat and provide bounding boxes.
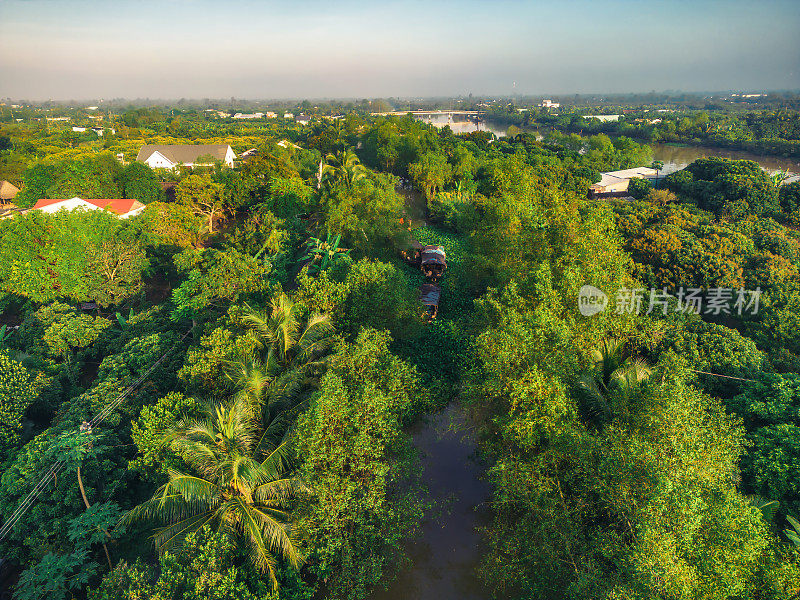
[419,283,441,322]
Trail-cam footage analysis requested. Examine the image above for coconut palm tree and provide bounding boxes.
[241,293,334,374]
[320,149,367,190]
[229,294,335,417]
[577,337,651,426]
[125,399,305,590]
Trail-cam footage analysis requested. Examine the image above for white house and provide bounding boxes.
[283,113,294,119]
[583,114,621,122]
[136,144,236,169]
[541,99,560,108]
[233,112,264,119]
[72,126,115,136]
[30,197,146,219]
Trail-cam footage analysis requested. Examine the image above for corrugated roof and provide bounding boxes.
[421,245,447,266]
[419,284,441,306]
[593,167,658,189]
[136,144,232,164]
[0,180,20,201]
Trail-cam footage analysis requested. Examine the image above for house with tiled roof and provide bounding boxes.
[31,197,146,219]
[136,144,235,169]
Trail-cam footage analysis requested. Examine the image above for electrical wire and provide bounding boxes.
[0,328,191,541]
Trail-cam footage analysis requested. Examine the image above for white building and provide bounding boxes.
[283,113,294,119]
[541,99,560,108]
[232,112,264,119]
[584,114,621,122]
[589,167,659,196]
[136,144,236,169]
[72,126,115,136]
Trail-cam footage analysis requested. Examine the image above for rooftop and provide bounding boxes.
[0,180,20,202]
[136,144,232,164]
[32,197,145,215]
[594,167,659,188]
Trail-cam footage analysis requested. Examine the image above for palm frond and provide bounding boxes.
[152,511,216,551]
[246,502,303,569]
[786,515,800,548]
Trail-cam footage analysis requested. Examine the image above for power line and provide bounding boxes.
[689,369,756,383]
[89,329,190,428]
[0,328,191,542]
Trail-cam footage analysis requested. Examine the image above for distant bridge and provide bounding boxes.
[370,110,486,117]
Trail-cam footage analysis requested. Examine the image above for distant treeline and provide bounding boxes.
[523,109,800,158]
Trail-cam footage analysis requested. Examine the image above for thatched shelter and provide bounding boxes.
[0,181,20,204]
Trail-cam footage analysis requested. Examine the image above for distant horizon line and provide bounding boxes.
[3,89,800,105]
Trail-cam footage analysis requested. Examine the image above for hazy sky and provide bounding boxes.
[1,0,798,100]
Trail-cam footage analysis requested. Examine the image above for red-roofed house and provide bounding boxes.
[31,197,146,219]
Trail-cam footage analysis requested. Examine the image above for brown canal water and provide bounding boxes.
[649,142,800,181]
[371,404,491,600]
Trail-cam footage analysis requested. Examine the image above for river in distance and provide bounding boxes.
[414,112,800,180]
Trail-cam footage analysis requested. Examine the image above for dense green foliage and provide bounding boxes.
[1,105,799,600]
[528,107,800,157]
[664,157,781,218]
[0,210,148,306]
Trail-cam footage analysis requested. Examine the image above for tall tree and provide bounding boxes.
[125,398,305,590]
[320,149,367,191]
[122,161,163,204]
[175,173,227,235]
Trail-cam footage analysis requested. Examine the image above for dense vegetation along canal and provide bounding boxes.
[416,114,800,181]
[372,404,491,600]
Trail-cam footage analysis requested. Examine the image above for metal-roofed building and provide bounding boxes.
[136,144,236,169]
[589,167,659,198]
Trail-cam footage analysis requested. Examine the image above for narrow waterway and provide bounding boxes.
[372,404,491,600]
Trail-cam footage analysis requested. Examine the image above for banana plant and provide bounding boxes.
[0,324,10,348]
[301,231,350,275]
[770,170,790,188]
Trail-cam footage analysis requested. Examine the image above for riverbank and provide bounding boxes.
[485,120,800,180]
